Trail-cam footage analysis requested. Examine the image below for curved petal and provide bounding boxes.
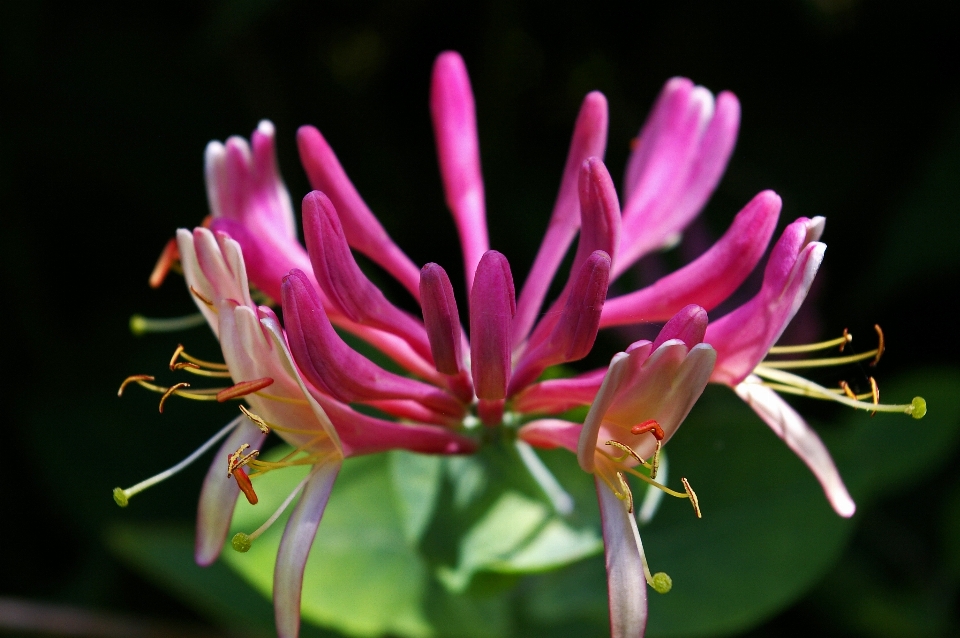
[596,478,647,638]
[735,377,855,517]
[517,418,582,453]
[470,251,515,400]
[431,51,488,289]
[274,459,341,638]
[420,262,465,375]
[512,367,607,414]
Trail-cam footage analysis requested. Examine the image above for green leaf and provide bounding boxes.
[390,450,444,544]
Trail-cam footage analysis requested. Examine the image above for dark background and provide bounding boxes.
[2,0,959,636]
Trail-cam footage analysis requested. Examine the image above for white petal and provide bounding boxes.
[596,478,647,638]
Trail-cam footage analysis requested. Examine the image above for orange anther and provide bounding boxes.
[839,380,858,401]
[117,374,154,397]
[158,382,190,413]
[871,325,885,366]
[631,419,664,441]
[217,378,275,403]
[840,328,851,352]
[232,466,259,505]
[148,238,180,289]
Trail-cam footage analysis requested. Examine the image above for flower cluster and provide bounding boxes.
[116,51,924,638]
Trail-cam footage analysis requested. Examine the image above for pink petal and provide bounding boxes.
[469,251,515,400]
[420,262,464,375]
[281,269,464,418]
[512,367,607,414]
[596,478,647,638]
[430,51,489,289]
[274,459,341,638]
[651,304,707,350]
[735,377,856,517]
[302,191,434,363]
[296,125,421,299]
[706,217,826,386]
[601,191,780,326]
[509,250,611,395]
[514,91,609,344]
[578,351,631,472]
[194,417,266,566]
[517,418,582,453]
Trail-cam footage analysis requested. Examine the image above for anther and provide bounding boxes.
[631,419,664,440]
[606,440,645,466]
[682,477,701,518]
[869,377,880,416]
[158,382,190,413]
[871,324,885,366]
[217,378,274,403]
[651,572,673,594]
[149,238,180,289]
[118,375,155,397]
[839,380,858,401]
[169,344,186,370]
[227,444,260,476]
[650,439,661,480]
[190,286,214,307]
[617,472,634,513]
[239,405,271,434]
[840,328,851,352]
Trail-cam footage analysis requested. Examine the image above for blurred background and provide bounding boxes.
[2,0,960,636]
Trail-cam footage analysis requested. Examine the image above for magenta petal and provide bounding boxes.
[431,51,489,289]
[469,251,516,400]
[513,367,607,414]
[601,191,780,326]
[514,91,609,344]
[296,125,421,299]
[596,478,648,638]
[194,417,266,566]
[302,191,434,363]
[420,263,464,375]
[651,304,708,350]
[282,269,464,418]
[706,217,826,385]
[274,459,341,638]
[509,251,611,395]
[517,418,583,453]
[735,377,856,517]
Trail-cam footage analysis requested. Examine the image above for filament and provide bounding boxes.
[129,313,207,336]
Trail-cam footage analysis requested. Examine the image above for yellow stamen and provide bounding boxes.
[650,439,661,480]
[767,331,852,354]
[871,324,885,366]
[869,376,879,416]
[760,348,879,369]
[605,440,644,465]
[620,465,690,499]
[117,374,154,397]
[239,405,271,434]
[217,378,274,403]
[682,478,701,518]
[227,443,259,477]
[129,313,207,336]
[175,347,230,370]
[159,382,191,412]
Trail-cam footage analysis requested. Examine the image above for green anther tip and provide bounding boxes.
[232,532,252,553]
[651,572,672,594]
[129,314,147,337]
[113,488,129,508]
[910,397,927,420]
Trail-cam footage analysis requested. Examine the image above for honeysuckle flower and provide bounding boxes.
[518,307,716,638]
[116,228,476,638]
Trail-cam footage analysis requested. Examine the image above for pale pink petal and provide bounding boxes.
[431,51,488,289]
[596,478,647,638]
[509,251,611,395]
[514,91,609,343]
[281,270,465,418]
[419,262,464,375]
[176,229,220,334]
[296,125,421,299]
[302,191,433,362]
[735,377,856,517]
[470,251,515,400]
[602,191,780,326]
[517,418,582,453]
[274,459,341,638]
[706,217,826,386]
[194,417,266,566]
[578,351,631,472]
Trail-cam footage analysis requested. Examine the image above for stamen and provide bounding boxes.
[174,348,230,371]
[616,471,634,513]
[159,382,191,413]
[129,313,206,336]
[768,330,852,354]
[650,439,661,480]
[871,324,885,366]
[231,466,321,552]
[760,349,879,370]
[605,440,644,465]
[869,377,879,416]
[839,380,858,401]
[117,375,154,397]
[217,378,274,403]
[682,477,701,518]
[620,466,691,499]
[190,286,214,307]
[630,419,664,440]
[112,415,243,507]
[149,238,180,289]
[239,405,271,434]
[227,444,260,476]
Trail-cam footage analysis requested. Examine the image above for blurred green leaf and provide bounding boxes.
[390,450,444,544]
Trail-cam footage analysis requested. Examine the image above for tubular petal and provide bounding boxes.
[512,368,607,414]
[517,418,583,453]
[302,191,433,363]
[431,51,489,289]
[281,270,464,417]
[651,304,708,351]
[706,218,826,386]
[274,460,341,638]
[602,191,780,326]
[296,125,421,299]
[735,378,856,517]
[469,251,516,400]
[195,416,265,566]
[420,263,464,375]
[514,91,609,344]
[596,478,648,638]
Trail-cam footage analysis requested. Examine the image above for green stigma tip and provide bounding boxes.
[910,397,927,420]
[232,532,252,553]
[651,572,672,594]
[129,315,147,336]
[113,488,129,508]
